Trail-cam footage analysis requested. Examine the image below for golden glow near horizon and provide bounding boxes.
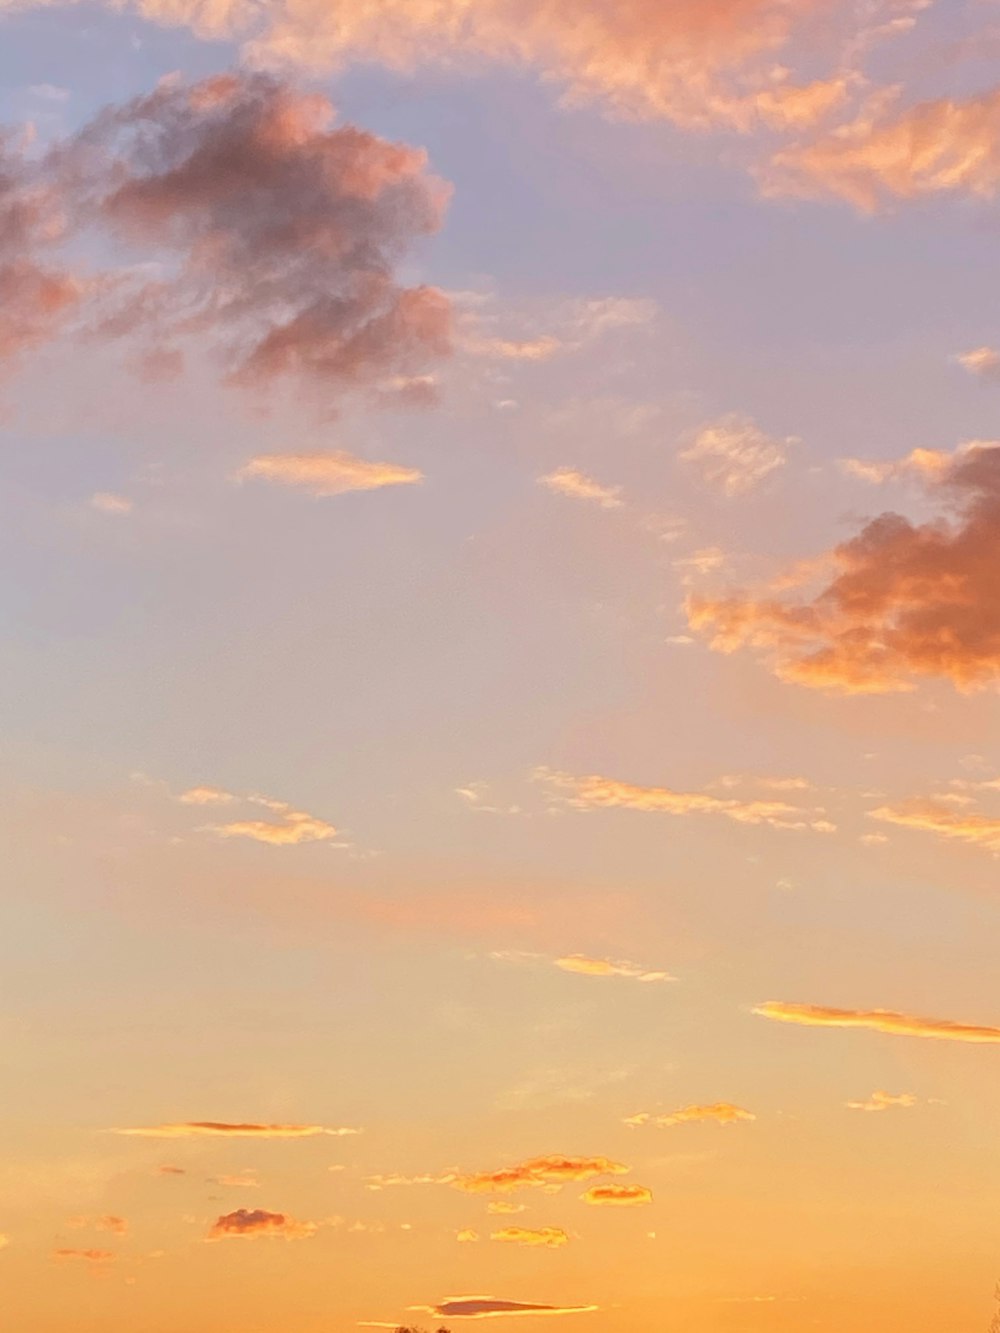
[2,3,1000,1331]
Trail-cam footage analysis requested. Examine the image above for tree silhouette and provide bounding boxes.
[989,1283,1000,1333]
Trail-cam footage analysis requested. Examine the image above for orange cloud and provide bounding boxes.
[239,451,423,497]
[765,87,1000,210]
[53,1248,115,1265]
[207,802,339,847]
[846,1090,917,1112]
[955,346,1000,381]
[115,1121,354,1138]
[207,1208,317,1241]
[178,786,237,805]
[688,443,1000,693]
[394,1296,599,1321]
[491,1227,569,1249]
[581,1184,653,1206]
[869,800,1000,853]
[241,0,848,133]
[552,955,672,983]
[454,1155,628,1195]
[539,469,624,510]
[487,1202,527,1215]
[754,1001,1000,1044]
[626,1104,755,1128]
[538,767,832,833]
[681,413,798,496]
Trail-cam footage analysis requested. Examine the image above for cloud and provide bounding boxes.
[157,1165,186,1175]
[487,1202,527,1215]
[234,0,852,134]
[90,491,133,514]
[213,1173,260,1187]
[537,767,833,834]
[207,801,340,846]
[492,1227,569,1249]
[869,799,1000,853]
[625,1104,755,1128]
[378,1296,598,1321]
[764,86,1000,210]
[68,1216,128,1237]
[453,1156,628,1195]
[207,1208,317,1240]
[457,1229,480,1243]
[178,786,237,805]
[239,451,423,497]
[115,1121,353,1138]
[846,1090,917,1112]
[688,442,1000,693]
[580,1184,653,1206]
[955,347,1000,382]
[838,447,954,486]
[754,1001,1000,1044]
[552,955,672,983]
[539,469,624,510]
[681,414,798,496]
[0,74,451,404]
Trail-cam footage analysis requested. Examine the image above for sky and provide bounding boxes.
[2,1,1000,1330]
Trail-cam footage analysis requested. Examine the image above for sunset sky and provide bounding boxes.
[3,2,1000,1330]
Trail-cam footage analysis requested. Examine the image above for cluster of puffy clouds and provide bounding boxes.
[687,442,1000,695]
[10,0,996,215]
[0,71,450,410]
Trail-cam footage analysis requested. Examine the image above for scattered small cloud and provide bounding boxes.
[115,1122,356,1139]
[90,491,133,514]
[580,1184,652,1206]
[207,1208,317,1241]
[625,1104,755,1129]
[539,468,624,510]
[955,346,1000,381]
[846,1090,917,1112]
[552,955,673,983]
[491,1227,569,1249]
[754,1001,1000,1044]
[453,1156,628,1195]
[238,451,423,498]
[537,767,833,834]
[681,414,798,496]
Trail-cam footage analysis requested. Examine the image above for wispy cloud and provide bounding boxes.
[846,1090,917,1112]
[625,1104,755,1128]
[364,1296,599,1323]
[492,950,672,984]
[869,800,1000,854]
[681,413,798,496]
[580,1184,652,1206]
[115,1122,359,1139]
[537,768,834,834]
[453,1156,628,1195]
[238,452,423,497]
[491,1227,569,1248]
[754,1002,1000,1044]
[539,469,624,510]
